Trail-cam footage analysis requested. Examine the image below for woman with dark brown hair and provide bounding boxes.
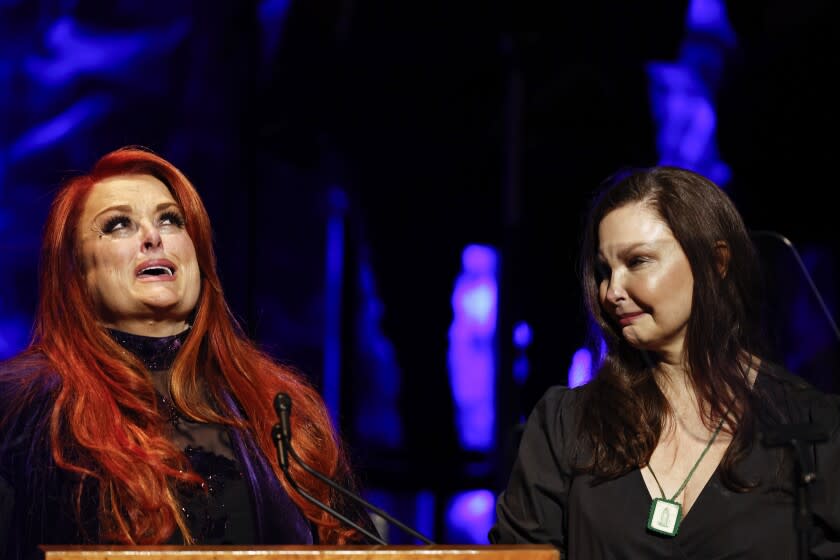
[490,166,840,558]
[0,146,371,559]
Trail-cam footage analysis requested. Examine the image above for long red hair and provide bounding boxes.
[32,146,356,544]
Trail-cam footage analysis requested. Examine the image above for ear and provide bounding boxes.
[714,241,730,278]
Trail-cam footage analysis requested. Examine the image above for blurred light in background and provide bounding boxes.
[323,186,347,423]
[352,246,404,448]
[512,320,531,385]
[646,0,734,186]
[448,244,498,452]
[363,488,435,545]
[445,489,495,544]
[568,347,593,388]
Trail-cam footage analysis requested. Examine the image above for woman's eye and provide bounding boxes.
[628,256,648,267]
[102,215,132,233]
[159,211,185,228]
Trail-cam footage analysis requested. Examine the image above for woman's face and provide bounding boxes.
[77,174,201,336]
[596,201,694,361]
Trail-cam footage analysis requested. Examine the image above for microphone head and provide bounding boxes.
[274,392,292,415]
[274,392,293,432]
[274,393,293,443]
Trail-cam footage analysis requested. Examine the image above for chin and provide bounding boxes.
[624,336,652,352]
[136,299,188,317]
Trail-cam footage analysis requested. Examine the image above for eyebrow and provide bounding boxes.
[597,239,671,260]
[93,201,181,221]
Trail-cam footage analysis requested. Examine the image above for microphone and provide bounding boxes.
[750,230,840,343]
[761,420,828,560]
[272,392,435,545]
[274,393,293,470]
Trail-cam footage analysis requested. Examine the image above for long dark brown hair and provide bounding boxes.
[577,166,769,490]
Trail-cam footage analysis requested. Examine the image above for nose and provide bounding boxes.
[141,223,163,251]
[603,272,627,305]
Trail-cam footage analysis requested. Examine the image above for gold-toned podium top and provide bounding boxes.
[40,545,559,560]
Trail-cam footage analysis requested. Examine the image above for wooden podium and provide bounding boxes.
[40,545,559,560]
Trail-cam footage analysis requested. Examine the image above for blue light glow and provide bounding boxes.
[414,490,436,544]
[445,489,495,544]
[362,489,435,544]
[688,0,735,34]
[323,186,347,424]
[24,16,188,87]
[352,250,404,448]
[9,95,113,161]
[568,347,593,388]
[448,244,498,451]
[646,0,733,186]
[0,315,29,361]
[513,321,532,349]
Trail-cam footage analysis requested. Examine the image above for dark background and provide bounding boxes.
[1,0,838,543]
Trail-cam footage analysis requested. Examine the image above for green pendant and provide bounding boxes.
[647,498,682,536]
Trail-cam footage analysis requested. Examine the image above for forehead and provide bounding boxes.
[83,174,175,212]
[598,202,675,251]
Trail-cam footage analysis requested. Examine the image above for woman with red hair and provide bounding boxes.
[0,146,370,558]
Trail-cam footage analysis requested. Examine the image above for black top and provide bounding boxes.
[0,330,316,560]
[490,364,840,559]
[108,328,257,545]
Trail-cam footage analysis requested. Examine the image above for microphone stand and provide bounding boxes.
[751,230,840,343]
[762,422,829,560]
[272,393,436,545]
[271,424,385,544]
[750,230,838,558]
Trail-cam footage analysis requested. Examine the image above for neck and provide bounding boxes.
[107,327,191,372]
[654,360,691,395]
[653,362,702,424]
[102,319,191,337]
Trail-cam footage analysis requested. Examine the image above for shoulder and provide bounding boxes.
[756,360,817,390]
[756,361,837,406]
[520,385,587,462]
[755,360,840,436]
[0,350,60,440]
[531,385,586,422]
[0,350,59,399]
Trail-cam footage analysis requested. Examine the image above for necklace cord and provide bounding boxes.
[647,416,727,501]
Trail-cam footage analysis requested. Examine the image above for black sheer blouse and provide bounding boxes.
[109,328,256,545]
[0,330,316,560]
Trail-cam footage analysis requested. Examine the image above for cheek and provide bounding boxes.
[173,238,201,288]
[84,244,134,283]
[649,263,693,314]
[169,234,197,262]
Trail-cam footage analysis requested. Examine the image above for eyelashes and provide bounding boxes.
[99,210,186,236]
[102,215,131,233]
[594,255,652,283]
[159,210,186,228]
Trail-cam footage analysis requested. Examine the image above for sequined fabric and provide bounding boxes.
[107,327,261,544]
[176,446,255,544]
[106,328,189,371]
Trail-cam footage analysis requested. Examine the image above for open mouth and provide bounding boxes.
[136,263,176,278]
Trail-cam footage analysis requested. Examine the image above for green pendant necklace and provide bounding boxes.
[645,417,726,537]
